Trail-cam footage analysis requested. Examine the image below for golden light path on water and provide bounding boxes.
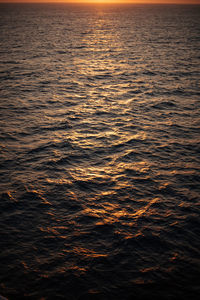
[43,14,155,244]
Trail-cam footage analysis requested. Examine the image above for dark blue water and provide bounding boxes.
[0,3,200,300]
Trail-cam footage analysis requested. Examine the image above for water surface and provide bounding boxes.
[0,3,200,299]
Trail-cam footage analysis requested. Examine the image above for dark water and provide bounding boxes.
[0,3,200,299]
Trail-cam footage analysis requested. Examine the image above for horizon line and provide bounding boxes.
[0,1,200,4]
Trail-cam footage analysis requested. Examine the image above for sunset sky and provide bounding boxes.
[1,0,200,4]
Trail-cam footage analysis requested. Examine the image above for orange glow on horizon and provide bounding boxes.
[0,0,200,4]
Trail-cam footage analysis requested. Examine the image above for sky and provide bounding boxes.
[0,0,200,4]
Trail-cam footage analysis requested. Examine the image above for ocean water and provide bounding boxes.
[0,3,200,300]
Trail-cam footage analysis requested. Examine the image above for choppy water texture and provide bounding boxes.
[0,3,200,300]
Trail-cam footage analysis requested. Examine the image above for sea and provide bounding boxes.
[0,3,200,300]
